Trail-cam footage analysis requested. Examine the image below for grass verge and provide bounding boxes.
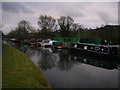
[2,43,51,88]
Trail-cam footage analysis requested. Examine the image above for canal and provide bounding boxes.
[11,43,119,88]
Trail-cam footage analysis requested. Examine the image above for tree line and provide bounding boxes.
[3,15,120,44]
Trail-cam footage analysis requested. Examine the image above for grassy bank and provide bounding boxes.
[2,44,51,88]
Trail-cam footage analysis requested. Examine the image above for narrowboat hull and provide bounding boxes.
[69,47,120,61]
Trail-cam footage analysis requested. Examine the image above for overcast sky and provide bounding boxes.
[2,2,118,34]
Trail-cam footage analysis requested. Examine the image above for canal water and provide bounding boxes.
[11,43,119,88]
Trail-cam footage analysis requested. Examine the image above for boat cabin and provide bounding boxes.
[71,43,119,55]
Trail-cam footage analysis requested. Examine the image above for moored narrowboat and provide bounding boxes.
[69,42,120,60]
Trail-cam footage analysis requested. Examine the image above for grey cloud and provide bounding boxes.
[2,2,118,34]
[97,11,117,24]
[0,2,2,22]
[62,10,84,18]
[93,2,118,25]
[2,2,33,14]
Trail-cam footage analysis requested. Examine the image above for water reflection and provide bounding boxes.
[57,50,77,71]
[10,43,119,88]
[69,51,120,70]
[38,48,59,70]
[70,55,119,70]
[12,43,120,70]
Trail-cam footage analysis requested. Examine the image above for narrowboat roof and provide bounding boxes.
[73,42,120,48]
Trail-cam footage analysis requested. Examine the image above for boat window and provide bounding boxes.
[84,46,87,50]
[94,47,100,51]
[74,44,77,48]
[101,48,104,51]
[102,47,108,53]
[91,47,93,49]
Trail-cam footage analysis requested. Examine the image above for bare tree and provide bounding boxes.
[38,15,56,31]
[7,20,34,40]
[38,15,56,39]
[58,16,74,37]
